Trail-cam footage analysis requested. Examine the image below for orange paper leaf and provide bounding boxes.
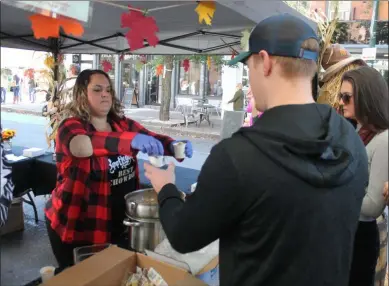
[29,14,60,39]
[195,1,216,26]
[59,17,84,37]
[29,14,84,39]
[156,64,164,76]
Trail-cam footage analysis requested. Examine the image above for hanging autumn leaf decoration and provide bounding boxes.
[241,29,251,51]
[29,14,84,39]
[182,59,190,72]
[231,54,235,60]
[24,68,35,79]
[195,1,216,26]
[135,61,144,72]
[156,64,164,76]
[119,53,125,62]
[121,5,159,51]
[44,55,55,69]
[206,56,211,70]
[101,60,113,73]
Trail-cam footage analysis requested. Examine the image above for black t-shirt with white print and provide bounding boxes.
[108,153,137,242]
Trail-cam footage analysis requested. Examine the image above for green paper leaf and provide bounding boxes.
[135,61,144,72]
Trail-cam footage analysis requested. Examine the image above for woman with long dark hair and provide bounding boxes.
[339,66,388,286]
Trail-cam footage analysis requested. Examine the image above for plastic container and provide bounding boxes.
[73,243,112,264]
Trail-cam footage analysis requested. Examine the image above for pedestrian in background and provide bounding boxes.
[1,73,8,104]
[12,74,20,104]
[228,83,244,111]
[28,76,36,103]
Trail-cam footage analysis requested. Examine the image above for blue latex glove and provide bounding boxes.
[170,140,193,158]
[131,134,164,156]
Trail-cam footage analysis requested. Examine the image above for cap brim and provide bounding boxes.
[227,51,252,66]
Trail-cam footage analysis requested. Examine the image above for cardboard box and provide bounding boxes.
[0,198,24,236]
[43,246,206,286]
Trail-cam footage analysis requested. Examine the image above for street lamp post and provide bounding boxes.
[368,0,380,67]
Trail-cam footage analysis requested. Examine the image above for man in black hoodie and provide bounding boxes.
[144,14,368,286]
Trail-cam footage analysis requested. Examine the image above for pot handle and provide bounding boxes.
[129,201,137,214]
[123,219,141,227]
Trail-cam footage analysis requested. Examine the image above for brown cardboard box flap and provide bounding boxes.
[198,256,219,275]
[43,246,206,286]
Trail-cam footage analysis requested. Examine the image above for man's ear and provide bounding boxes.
[258,50,272,77]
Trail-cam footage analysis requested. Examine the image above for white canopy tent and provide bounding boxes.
[0,1,316,55]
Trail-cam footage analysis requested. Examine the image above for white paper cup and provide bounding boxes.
[149,156,164,167]
[40,266,55,282]
[173,142,186,159]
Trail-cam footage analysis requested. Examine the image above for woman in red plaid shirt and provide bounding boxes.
[44,69,193,269]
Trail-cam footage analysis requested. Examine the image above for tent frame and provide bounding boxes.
[0,29,241,54]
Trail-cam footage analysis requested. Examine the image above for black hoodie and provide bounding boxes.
[158,103,368,286]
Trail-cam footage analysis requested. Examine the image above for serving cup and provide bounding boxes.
[173,142,186,159]
[40,266,55,282]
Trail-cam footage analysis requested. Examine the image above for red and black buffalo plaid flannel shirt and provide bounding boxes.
[45,115,175,244]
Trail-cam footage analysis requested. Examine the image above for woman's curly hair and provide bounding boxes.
[61,69,124,122]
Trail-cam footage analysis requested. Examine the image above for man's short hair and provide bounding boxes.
[228,14,319,79]
[273,38,319,79]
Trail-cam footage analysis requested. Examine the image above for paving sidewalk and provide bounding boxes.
[1,99,222,140]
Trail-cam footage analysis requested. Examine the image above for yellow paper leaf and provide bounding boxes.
[207,56,211,70]
[195,2,216,26]
[241,30,251,51]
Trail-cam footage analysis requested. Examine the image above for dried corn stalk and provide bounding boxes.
[311,2,339,74]
[39,53,72,148]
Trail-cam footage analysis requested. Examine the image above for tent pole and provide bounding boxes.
[49,38,60,81]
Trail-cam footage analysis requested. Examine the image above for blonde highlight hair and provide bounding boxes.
[61,69,124,122]
[273,38,320,79]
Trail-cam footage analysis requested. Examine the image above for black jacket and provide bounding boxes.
[158,103,368,286]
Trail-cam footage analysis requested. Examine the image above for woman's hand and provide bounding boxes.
[383,181,389,206]
[170,140,193,158]
[144,162,175,193]
[131,134,164,156]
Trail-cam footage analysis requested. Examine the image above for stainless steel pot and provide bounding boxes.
[123,188,185,252]
[123,218,165,253]
[125,188,159,220]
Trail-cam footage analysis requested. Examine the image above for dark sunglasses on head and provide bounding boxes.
[338,93,352,105]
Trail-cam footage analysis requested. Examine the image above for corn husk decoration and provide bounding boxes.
[40,53,71,148]
[312,2,339,74]
[206,56,211,70]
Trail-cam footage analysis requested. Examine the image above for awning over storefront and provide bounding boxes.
[0,1,316,55]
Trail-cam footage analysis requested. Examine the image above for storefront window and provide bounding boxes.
[207,62,223,97]
[177,60,223,97]
[178,60,201,96]
[122,55,140,105]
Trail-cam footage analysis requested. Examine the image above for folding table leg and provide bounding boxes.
[27,192,39,224]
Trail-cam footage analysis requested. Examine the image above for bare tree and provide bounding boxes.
[160,55,173,121]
